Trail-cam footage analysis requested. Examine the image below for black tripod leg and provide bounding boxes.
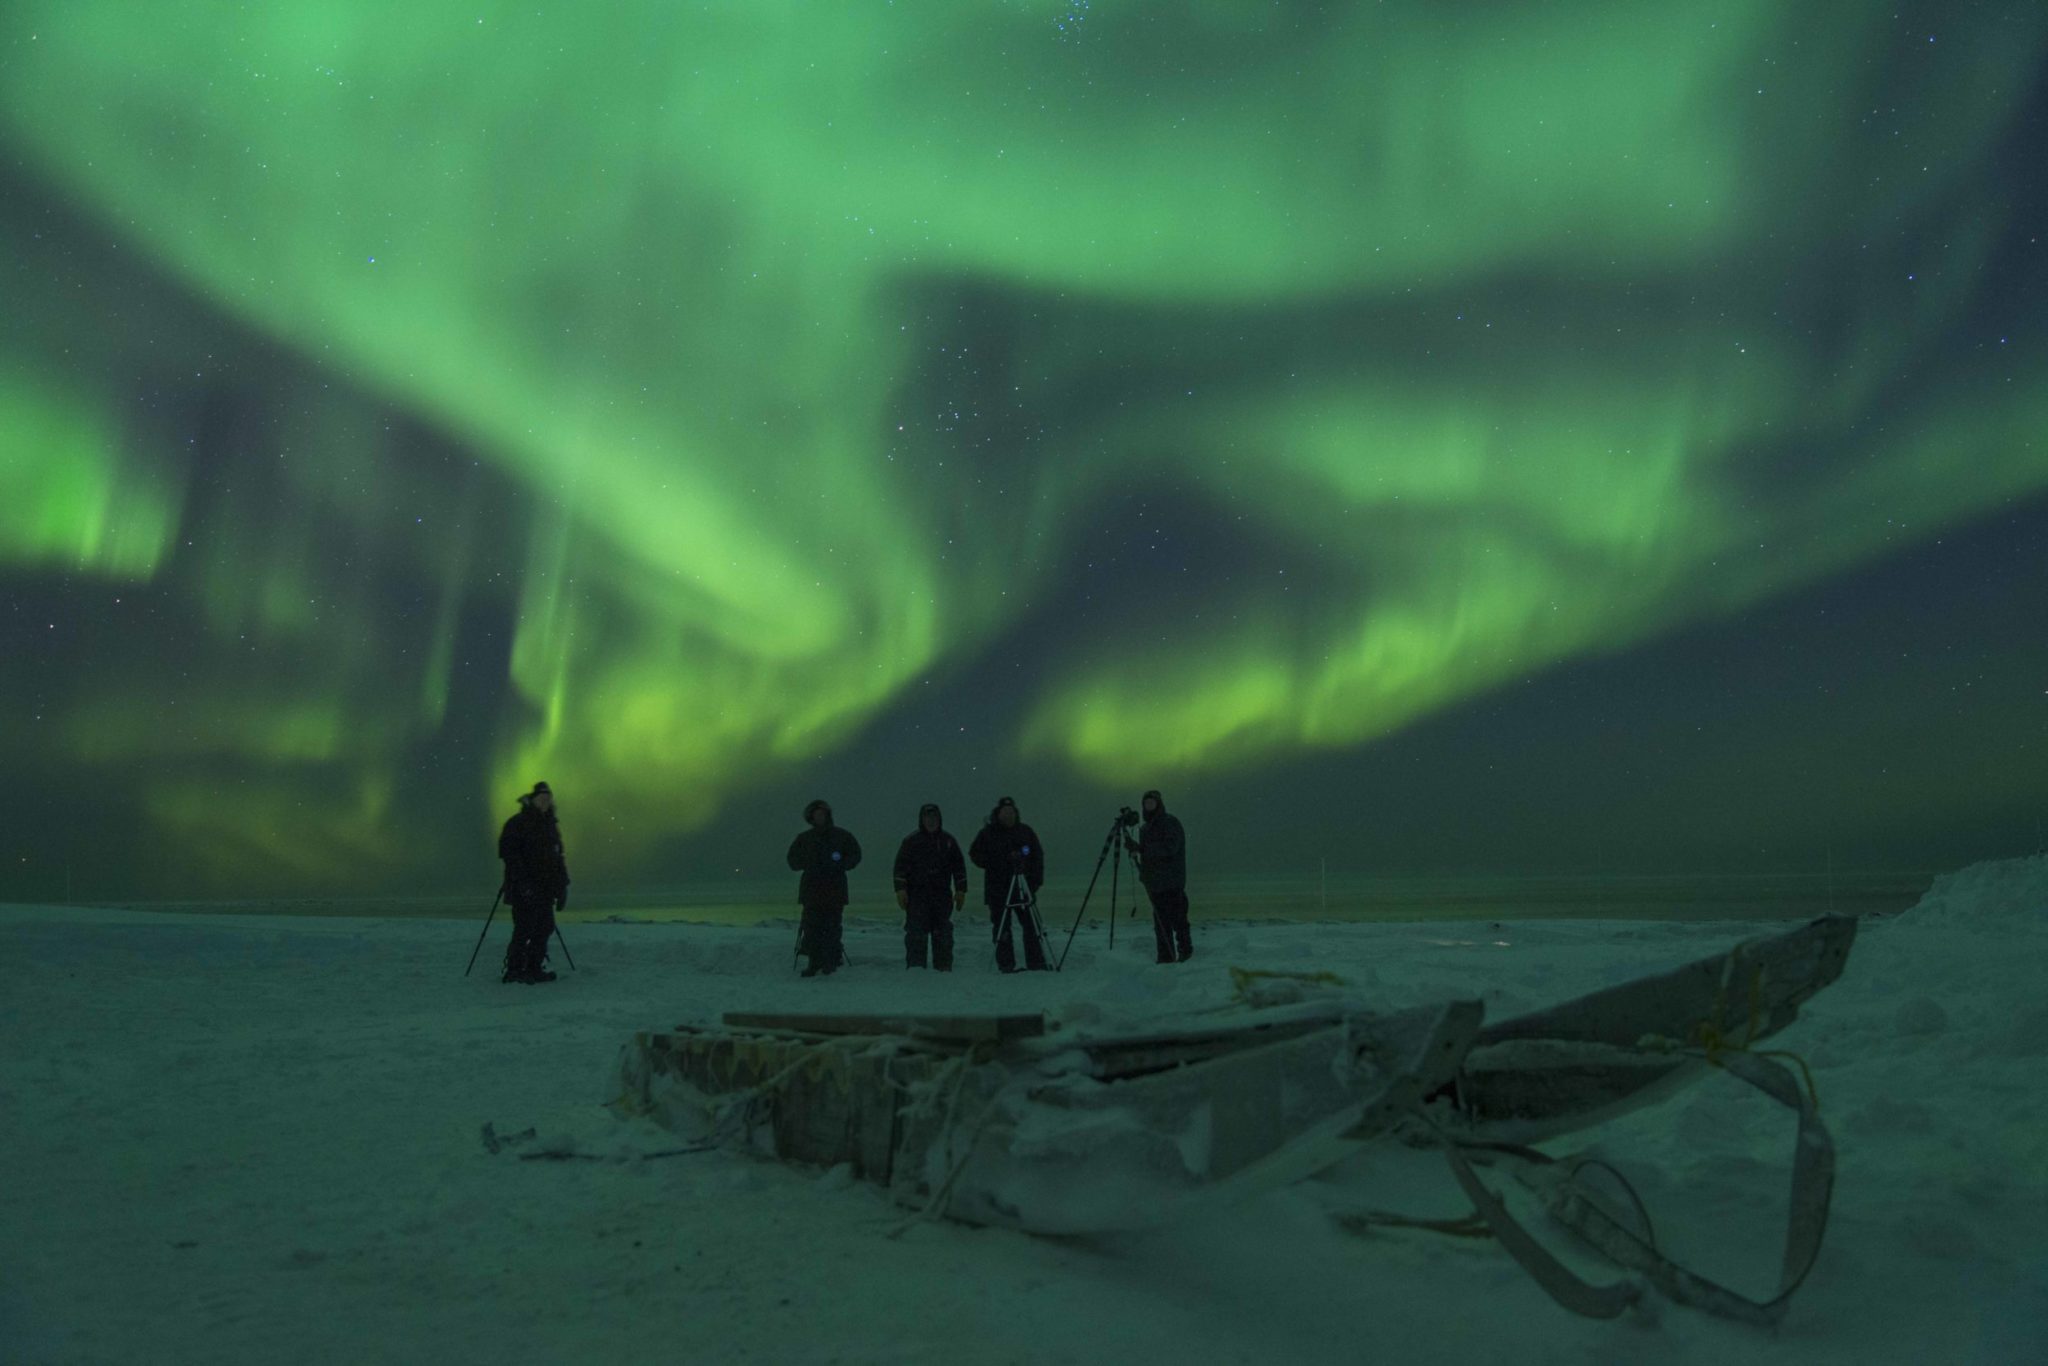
[1029,898,1056,970]
[464,887,505,977]
[1055,817,1123,972]
[995,876,1032,971]
[552,921,576,971]
[1109,843,1120,951]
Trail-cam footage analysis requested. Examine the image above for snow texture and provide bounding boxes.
[2,857,2045,1363]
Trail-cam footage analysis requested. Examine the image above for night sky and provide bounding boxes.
[2,3,2044,901]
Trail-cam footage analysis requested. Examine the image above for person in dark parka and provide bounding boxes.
[1124,788,1191,963]
[787,798,862,977]
[498,781,570,984]
[893,803,968,970]
[967,796,1049,972]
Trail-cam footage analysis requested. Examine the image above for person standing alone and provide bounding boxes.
[498,781,570,984]
[1125,788,1191,963]
[788,798,862,977]
[893,803,968,970]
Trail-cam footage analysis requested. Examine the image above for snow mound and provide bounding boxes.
[1901,853,2048,928]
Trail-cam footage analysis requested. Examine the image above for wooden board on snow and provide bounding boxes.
[718,1011,1046,1044]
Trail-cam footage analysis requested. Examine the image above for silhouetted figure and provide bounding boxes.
[894,803,968,970]
[969,796,1048,972]
[788,798,862,976]
[498,781,569,984]
[1125,788,1191,963]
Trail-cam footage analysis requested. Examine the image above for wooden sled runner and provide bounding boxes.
[611,915,1857,1324]
[1447,912,1857,1143]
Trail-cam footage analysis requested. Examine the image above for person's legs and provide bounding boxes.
[531,902,559,982]
[799,903,829,976]
[1147,887,1175,963]
[819,906,845,974]
[1169,888,1193,961]
[504,899,538,983]
[904,901,928,968]
[931,900,955,972]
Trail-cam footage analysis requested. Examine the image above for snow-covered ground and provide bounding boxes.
[3,858,2044,1364]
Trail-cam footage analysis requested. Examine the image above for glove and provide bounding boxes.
[895,890,910,911]
[1123,837,1140,855]
[952,889,966,911]
[554,889,568,912]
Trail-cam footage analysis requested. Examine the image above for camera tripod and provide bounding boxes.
[463,883,577,977]
[793,918,853,974]
[1054,811,1142,971]
[993,872,1054,972]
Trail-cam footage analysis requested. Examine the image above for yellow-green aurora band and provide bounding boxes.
[2,3,2043,885]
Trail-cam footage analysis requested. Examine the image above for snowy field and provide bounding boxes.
[3,858,2044,1365]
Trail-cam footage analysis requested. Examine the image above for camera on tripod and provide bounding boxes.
[1117,805,1141,829]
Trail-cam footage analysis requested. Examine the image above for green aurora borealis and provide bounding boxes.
[2,2,2045,898]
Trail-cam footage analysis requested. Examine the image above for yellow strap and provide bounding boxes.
[1686,957,1822,1111]
[1228,965,1347,1000]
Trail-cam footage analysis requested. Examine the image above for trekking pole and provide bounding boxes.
[464,885,506,977]
[552,918,577,971]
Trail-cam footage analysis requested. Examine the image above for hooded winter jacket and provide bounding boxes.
[787,801,863,907]
[499,796,571,906]
[1135,789,1186,892]
[968,801,1046,906]
[894,805,968,902]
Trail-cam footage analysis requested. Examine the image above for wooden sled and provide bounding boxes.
[610,915,1858,1324]
[615,999,1484,1234]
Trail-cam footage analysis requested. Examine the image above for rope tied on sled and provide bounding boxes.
[1641,955,1825,1113]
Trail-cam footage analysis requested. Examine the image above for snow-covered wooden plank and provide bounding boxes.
[719,1011,1046,1043]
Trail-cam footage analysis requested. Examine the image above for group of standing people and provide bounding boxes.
[784,795,1054,975]
[785,790,1191,976]
[492,782,1191,983]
